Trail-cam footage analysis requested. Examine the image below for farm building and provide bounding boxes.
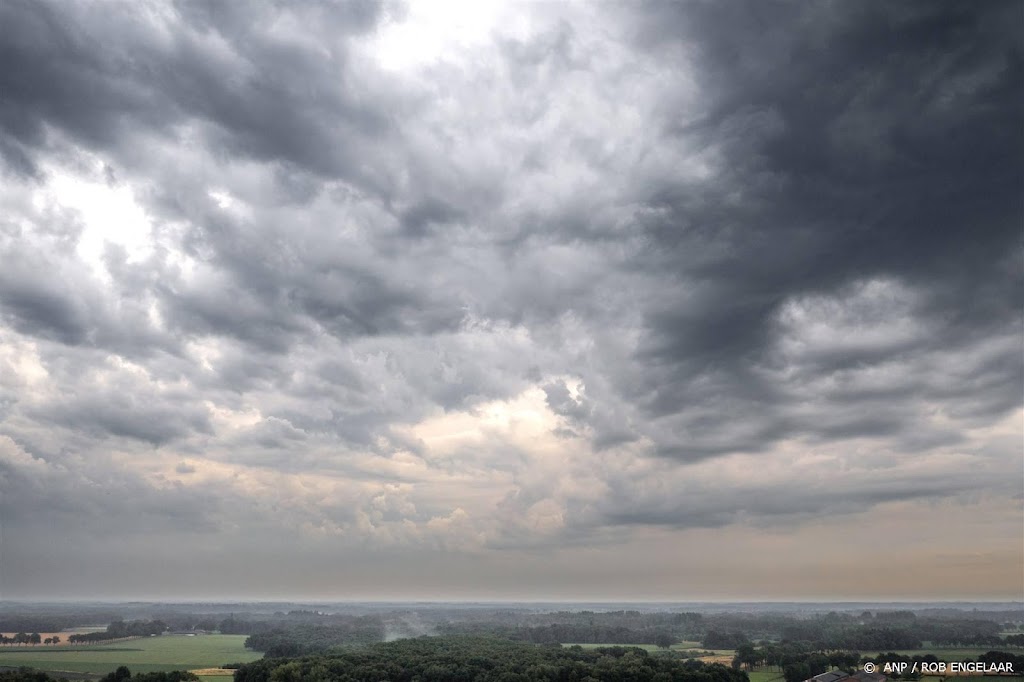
[807,672,887,682]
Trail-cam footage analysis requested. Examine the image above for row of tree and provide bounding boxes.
[0,667,200,682]
[731,642,860,674]
[0,633,57,646]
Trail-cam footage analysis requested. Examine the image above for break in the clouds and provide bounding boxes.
[0,0,1021,600]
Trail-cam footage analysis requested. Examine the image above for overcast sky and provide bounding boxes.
[0,0,1021,602]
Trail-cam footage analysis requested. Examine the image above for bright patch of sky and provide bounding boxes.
[368,0,533,71]
[35,162,154,277]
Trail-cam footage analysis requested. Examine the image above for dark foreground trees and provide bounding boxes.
[235,635,752,682]
[98,667,197,682]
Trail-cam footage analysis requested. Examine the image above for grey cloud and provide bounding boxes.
[0,269,91,345]
[0,437,219,534]
[236,417,309,450]
[599,454,1020,531]
[30,393,212,447]
[399,197,465,238]
[543,380,589,422]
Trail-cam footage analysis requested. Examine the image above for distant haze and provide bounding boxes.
[0,0,1021,601]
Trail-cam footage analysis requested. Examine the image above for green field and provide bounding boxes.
[747,671,784,682]
[0,635,260,676]
[563,642,673,652]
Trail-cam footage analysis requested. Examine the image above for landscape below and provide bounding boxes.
[0,602,1021,682]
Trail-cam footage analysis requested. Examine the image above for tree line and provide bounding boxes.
[443,623,679,647]
[68,620,168,644]
[705,622,1008,652]
[0,667,199,682]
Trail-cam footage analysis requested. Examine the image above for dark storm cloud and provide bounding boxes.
[595,0,1024,460]
[638,0,1021,329]
[0,0,391,183]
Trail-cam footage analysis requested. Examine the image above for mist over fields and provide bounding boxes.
[0,0,1021,602]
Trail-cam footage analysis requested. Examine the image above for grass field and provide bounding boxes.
[0,634,260,676]
[563,642,676,652]
[747,671,784,682]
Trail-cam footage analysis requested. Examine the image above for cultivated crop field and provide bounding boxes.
[0,634,260,676]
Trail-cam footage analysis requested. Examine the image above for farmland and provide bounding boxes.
[0,635,259,677]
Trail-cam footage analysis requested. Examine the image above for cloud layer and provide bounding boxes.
[0,0,1021,600]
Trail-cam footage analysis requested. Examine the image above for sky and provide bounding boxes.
[0,0,1021,602]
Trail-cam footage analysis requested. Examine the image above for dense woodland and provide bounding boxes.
[243,620,386,657]
[234,636,752,682]
[230,608,1024,657]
